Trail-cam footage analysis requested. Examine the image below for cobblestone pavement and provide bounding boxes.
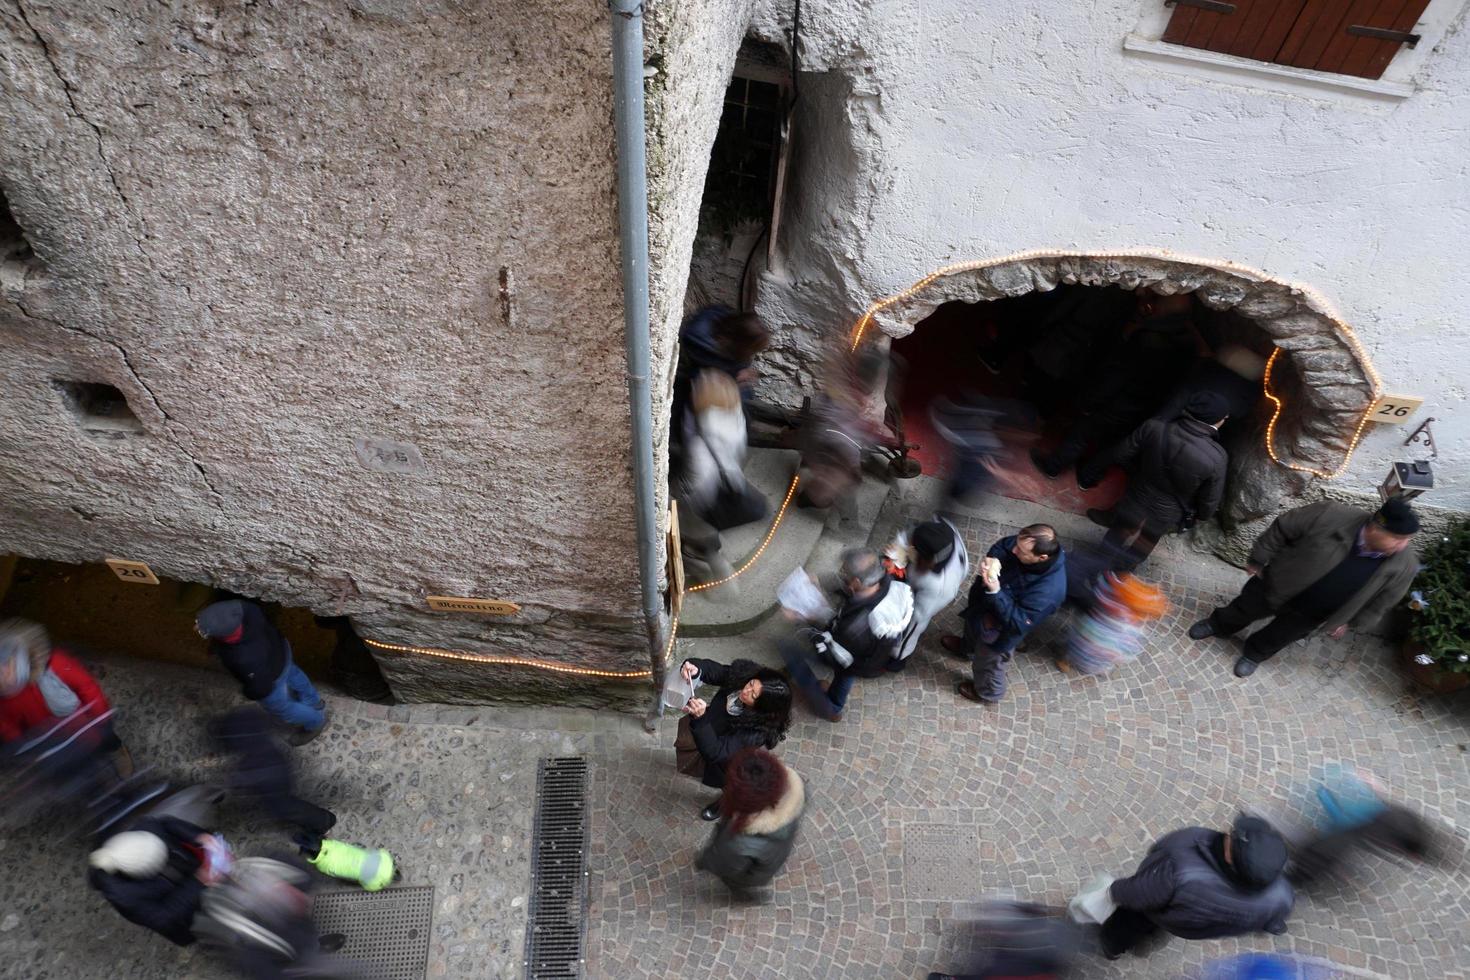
[587,492,1470,980]
[2,490,1468,980]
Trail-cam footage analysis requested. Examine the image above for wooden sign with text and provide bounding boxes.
[105,558,160,585]
[425,595,520,615]
[1368,393,1424,424]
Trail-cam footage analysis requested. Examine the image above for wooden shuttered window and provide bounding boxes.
[1161,0,1433,79]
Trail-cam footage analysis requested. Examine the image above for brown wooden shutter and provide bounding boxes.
[1278,0,1433,78]
[1159,0,1431,79]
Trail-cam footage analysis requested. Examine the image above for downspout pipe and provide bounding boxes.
[609,1,666,678]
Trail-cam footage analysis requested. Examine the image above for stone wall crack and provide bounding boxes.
[13,0,154,265]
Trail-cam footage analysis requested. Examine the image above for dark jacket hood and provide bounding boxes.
[196,601,244,638]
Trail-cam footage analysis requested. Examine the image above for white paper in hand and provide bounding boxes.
[777,567,832,622]
[1067,872,1118,924]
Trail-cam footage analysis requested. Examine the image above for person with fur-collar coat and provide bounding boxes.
[695,747,805,893]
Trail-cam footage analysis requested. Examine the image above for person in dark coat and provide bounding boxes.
[676,658,792,821]
[1085,390,1230,570]
[196,601,326,741]
[1031,290,1200,488]
[778,548,914,722]
[1150,344,1265,437]
[942,525,1067,704]
[695,747,804,895]
[670,305,770,446]
[1188,497,1421,678]
[89,814,229,947]
[207,707,337,836]
[1101,815,1294,959]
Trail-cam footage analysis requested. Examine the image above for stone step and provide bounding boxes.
[679,449,894,638]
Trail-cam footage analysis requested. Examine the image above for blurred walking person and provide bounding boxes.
[1098,815,1293,960]
[208,707,337,836]
[670,305,769,445]
[695,747,805,897]
[0,618,127,769]
[196,601,327,742]
[1187,497,1421,678]
[672,370,768,586]
[89,813,234,947]
[674,658,792,821]
[941,525,1066,704]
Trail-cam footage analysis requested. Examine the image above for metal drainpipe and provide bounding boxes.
[609,0,666,699]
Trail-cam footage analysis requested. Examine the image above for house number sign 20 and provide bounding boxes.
[1368,394,1424,424]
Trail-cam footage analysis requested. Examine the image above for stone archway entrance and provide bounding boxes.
[852,251,1381,554]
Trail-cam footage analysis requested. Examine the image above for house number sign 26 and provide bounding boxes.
[1367,393,1424,423]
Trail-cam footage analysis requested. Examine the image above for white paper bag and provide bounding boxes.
[1067,872,1117,925]
[777,566,833,622]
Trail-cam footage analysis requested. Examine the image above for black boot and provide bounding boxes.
[700,798,722,821]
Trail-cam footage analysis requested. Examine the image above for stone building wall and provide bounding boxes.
[736,0,1470,512]
[0,0,751,705]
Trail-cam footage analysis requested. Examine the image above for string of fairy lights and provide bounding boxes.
[377,248,1383,680]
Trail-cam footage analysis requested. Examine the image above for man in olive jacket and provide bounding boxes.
[1189,496,1420,678]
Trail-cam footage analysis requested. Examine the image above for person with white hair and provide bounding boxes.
[89,815,232,947]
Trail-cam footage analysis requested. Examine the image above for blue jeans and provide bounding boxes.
[778,636,856,718]
[258,646,325,731]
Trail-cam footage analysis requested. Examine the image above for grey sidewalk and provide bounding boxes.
[2,486,1469,979]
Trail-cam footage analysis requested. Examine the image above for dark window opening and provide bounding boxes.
[0,187,35,264]
[53,380,146,436]
[700,42,790,235]
[1161,0,1432,80]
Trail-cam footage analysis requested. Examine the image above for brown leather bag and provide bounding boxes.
[674,715,706,779]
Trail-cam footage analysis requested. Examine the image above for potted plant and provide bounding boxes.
[1402,517,1470,693]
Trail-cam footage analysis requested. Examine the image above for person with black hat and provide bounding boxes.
[1083,389,1230,570]
[1098,815,1294,960]
[886,516,970,663]
[1187,496,1421,678]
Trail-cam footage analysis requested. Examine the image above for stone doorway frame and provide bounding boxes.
[847,250,1384,527]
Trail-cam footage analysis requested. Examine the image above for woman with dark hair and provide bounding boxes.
[695,747,805,895]
[675,658,792,821]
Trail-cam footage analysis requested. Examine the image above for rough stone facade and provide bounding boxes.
[0,0,749,705]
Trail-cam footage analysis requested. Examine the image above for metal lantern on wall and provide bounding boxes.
[1379,461,1435,501]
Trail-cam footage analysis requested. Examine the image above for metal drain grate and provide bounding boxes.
[524,756,590,979]
[311,885,434,980]
[903,823,983,901]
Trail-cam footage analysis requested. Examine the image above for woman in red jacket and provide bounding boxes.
[0,618,116,750]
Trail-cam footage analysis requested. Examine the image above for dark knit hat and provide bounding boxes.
[196,600,245,639]
[1184,390,1231,423]
[1373,496,1420,536]
[1230,815,1288,889]
[912,520,956,565]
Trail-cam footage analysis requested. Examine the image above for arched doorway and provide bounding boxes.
[852,252,1380,554]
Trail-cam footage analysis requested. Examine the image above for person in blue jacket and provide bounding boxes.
[941,524,1066,703]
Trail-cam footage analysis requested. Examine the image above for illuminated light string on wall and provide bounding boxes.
[364,474,802,681]
[845,248,1384,480]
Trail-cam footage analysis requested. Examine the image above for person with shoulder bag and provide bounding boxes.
[673,658,792,821]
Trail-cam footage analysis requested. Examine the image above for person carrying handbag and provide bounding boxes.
[673,658,792,821]
[1085,390,1229,571]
